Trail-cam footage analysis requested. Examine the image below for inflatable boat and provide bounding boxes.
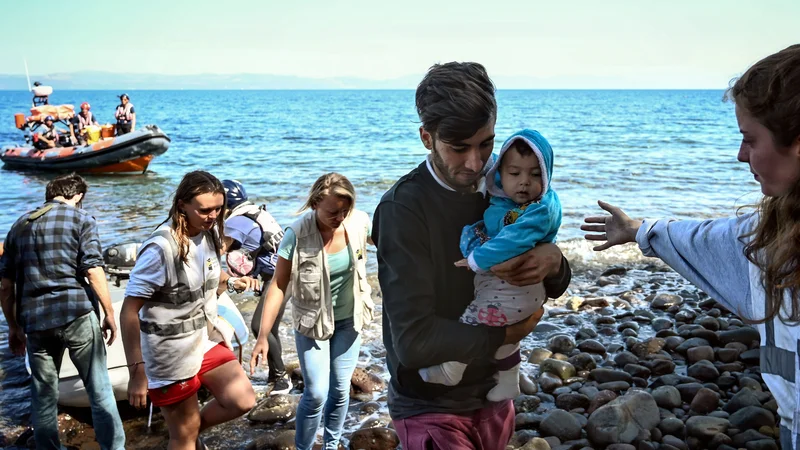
[24,242,249,408]
[1,125,170,174]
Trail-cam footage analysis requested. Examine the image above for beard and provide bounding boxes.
[430,142,480,193]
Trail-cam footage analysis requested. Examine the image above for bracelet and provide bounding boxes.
[227,277,240,293]
[127,361,145,368]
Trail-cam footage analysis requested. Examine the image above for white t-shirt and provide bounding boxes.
[126,231,222,388]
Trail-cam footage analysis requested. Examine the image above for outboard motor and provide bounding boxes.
[103,242,141,286]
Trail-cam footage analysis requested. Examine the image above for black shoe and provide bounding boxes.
[270,375,293,395]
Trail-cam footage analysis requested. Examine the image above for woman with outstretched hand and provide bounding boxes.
[582,45,800,450]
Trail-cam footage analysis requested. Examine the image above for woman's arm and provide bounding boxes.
[583,201,754,317]
[249,256,291,375]
[131,113,136,132]
[121,296,147,409]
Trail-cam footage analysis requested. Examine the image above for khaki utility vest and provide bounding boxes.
[287,209,373,340]
[138,226,222,380]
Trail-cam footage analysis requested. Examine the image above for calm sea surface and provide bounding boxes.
[0,89,761,429]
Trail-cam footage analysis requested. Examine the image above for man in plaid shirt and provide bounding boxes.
[0,174,125,450]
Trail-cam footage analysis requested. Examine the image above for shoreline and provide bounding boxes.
[0,262,780,449]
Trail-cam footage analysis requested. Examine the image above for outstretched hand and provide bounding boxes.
[581,201,642,251]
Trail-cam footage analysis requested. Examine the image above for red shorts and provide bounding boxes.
[148,343,238,407]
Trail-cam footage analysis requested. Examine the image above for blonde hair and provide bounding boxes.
[298,173,356,214]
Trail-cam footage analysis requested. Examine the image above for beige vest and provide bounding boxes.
[138,226,224,380]
[287,209,374,340]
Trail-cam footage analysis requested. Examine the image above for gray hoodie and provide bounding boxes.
[637,213,798,449]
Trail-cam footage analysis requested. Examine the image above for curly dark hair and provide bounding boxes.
[45,173,88,201]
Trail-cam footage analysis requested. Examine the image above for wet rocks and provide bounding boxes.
[514,394,542,414]
[519,437,552,450]
[686,345,714,363]
[718,327,760,346]
[519,373,539,395]
[566,353,596,372]
[348,427,399,450]
[540,359,576,380]
[585,391,659,446]
[577,339,606,355]
[729,406,776,430]
[590,368,632,384]
[724,388,762,414]
[245,430,296,450]
[631,338,665,358]
[555,393,590,411]
[351,367,386,395]
[689,387,721,414]
[548,335,576,355]
[529,348,554,364]
[247,394,299,424]
[686,360,719,381]
[652,386,682,409]
[587,389,618,414]
[685,416,729,439]
[538,372,564,393]
[651,293,683,310]
[539,409,582,442]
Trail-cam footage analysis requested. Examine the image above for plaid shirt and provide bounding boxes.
[0,200,104,332]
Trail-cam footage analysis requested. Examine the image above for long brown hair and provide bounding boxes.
[726,44,800,323]
[167,171,226,263]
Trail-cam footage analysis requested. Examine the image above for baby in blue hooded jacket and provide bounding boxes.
[419,129,562,401]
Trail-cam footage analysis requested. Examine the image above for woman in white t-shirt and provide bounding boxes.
[121,171,260,449]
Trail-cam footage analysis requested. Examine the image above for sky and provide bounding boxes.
[1,0,798,88]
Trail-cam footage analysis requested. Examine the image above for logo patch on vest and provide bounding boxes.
[206,257,219,272]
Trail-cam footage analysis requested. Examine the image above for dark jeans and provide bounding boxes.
[26,312,125,450]
[115,123,132,135]
[251,276,287,379]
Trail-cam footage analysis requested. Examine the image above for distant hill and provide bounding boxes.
[0,72,424,90]
[0,71,726,90]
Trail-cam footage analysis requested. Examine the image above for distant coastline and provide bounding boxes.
[0,71,730,91]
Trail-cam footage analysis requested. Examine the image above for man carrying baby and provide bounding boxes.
[373,62,571,449]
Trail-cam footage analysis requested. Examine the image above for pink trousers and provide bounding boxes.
[393,400,515,450]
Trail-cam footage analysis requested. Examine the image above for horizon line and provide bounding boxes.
[0,87,728,91]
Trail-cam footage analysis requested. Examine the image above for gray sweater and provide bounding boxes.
[637,213,797,449]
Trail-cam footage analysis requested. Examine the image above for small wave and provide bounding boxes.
[282,136,331,141]
[558,237,662,272]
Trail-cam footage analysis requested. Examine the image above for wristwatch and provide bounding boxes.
[227,277,239,293]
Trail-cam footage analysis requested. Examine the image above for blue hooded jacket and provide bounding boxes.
[461,129,562,272]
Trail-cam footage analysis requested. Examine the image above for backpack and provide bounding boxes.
[242,205,284,259]
[227,204,284,276]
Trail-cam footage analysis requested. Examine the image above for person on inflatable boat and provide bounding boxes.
[35,116,62,150]
[70,103,100,145]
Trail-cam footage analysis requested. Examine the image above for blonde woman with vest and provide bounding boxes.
[121,171,259,450]
[250,172,374,450]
